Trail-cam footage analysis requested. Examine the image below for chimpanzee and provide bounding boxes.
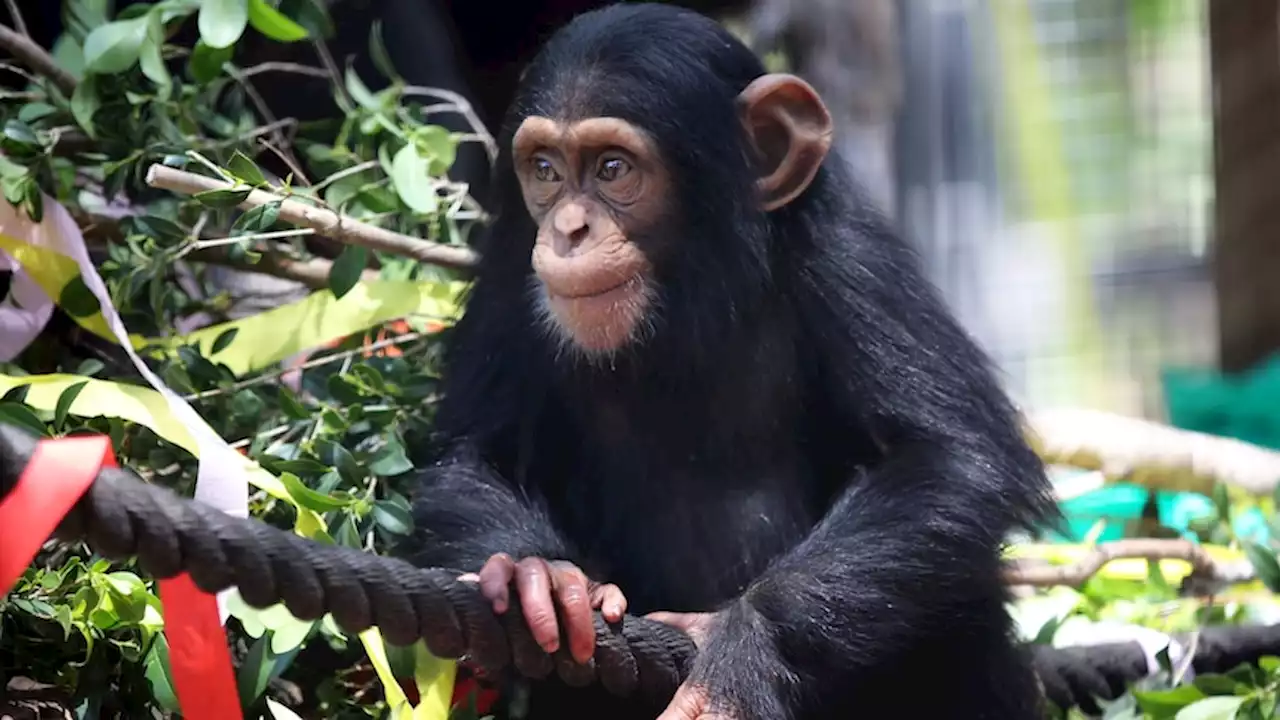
[409,4,1058,719]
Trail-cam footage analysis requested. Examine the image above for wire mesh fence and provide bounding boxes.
[899,0,1215,419]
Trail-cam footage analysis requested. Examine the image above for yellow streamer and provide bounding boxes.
[2,371,453,713]
[0,231,468,377]
[0,372,288,499]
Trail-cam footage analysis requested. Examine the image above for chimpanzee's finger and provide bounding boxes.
[550,564,594,664]
[514,557,560,653]
[477,553,516,613]
[589,583,627,622]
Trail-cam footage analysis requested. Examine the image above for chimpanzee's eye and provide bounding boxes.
[533,157,561,182]
[597,157,631,182]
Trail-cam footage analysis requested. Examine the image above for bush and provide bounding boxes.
[0,0,485,717]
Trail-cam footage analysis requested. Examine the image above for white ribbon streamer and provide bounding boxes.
[0,252,54,361]
[0,198,248,622]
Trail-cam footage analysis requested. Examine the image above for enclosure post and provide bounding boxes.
[1208,0,1280,373]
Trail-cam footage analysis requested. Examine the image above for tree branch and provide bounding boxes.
[145,164,478,270]
[0,23,76,96]
[1003,539,1240,588]
[1029,408,1280,495]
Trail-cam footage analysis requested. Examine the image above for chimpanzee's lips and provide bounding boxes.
[546,274,638,300]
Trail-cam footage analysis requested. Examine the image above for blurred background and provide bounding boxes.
[8,0,1245,422]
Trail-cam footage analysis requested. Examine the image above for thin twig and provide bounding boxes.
[239,62,331,80]
[3,0,28,38]
[191,227,315,251]
[187,247,379,290]
[225,65,310,186]
[0,23,76,95]
[400,85,498,162]
[1003,539,1227,587]
[185,331,426,402]
[146,164,478,269]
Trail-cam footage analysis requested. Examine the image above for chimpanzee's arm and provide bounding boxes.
[409,443,572,572]
[683,239,1056,719]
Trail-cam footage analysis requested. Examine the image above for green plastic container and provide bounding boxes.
[1050,481,1271,544]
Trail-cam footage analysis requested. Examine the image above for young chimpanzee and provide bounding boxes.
[409,4,1058,719]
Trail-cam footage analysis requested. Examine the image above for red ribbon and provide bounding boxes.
[0,435,242,720]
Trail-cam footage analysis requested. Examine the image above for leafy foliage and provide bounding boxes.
[0,0,488,717]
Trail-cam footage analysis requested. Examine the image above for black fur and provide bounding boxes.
[409,4,1059,718]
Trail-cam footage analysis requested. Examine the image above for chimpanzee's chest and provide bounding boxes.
[547,431,830,613]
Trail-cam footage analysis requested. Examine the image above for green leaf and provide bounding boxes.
[276,387,309,420]
[352,363,387,393]
[21,179,43,223]
[373,499,412,536]
[328,244,367,299]
[210,327,239,355]
[326,374,366,404]
[194,187,252,208]
[2,120,39,150]
[260,456,329,477]
[75,359,105,377]
[70,74,102,136]
[237,635,275,707]
[278,472,352,513]
[227,150,267,186]
[368,20,399,81]
[17,103,57,124]
[54,381,89,430]
[344,64,381,111]
[1244,540,1280,592]
[1135,685,1207,717]
[1212,483,1230,523]
[132,214,189,245]
[277,0,332,38]
[1174,696,1245,720]
[414,125,457,176]
[0,402,49,437]
[1258,655,1280,674]
[247,0,309,42]
[230,389,267,419]
[232,200,280,234]
[198,0,249,49]
[83,17,149,74]
[1191,674,1240,696]
[188,39,233,83]
[390,144,437,214]
[59,276,102,318]
[144,633,181,712]
[369,437,413,477]
[138,11,172,89]
[314,438,363,483]
[319,408,348,431]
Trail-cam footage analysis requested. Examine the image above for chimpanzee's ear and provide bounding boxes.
[737,73,834,211]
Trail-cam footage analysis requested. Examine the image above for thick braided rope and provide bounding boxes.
[0,425,696,704]
[5,426,1280,712]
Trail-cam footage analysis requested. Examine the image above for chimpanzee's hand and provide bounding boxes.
[648,611,744,720]
[645,611,717,648]
[459,553,626,664]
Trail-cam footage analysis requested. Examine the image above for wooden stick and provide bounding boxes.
[145,164,478,270]
[1029,408,1280,495]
